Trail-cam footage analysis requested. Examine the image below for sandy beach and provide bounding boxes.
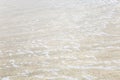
[0,0,120,80]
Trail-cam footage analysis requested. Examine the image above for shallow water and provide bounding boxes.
[0,0,120,80]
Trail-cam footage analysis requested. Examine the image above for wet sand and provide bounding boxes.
[0,0,120,80]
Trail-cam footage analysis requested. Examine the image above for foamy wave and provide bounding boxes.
[82,0,118,5]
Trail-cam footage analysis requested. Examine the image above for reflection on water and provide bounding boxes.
[0,0,120,80]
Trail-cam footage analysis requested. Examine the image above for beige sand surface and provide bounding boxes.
[0,0,120,80]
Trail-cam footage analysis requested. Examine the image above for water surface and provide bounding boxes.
[0,0,120,80]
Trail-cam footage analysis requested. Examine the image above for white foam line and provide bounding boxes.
[67,65,120,70]
[1,77,10,80]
